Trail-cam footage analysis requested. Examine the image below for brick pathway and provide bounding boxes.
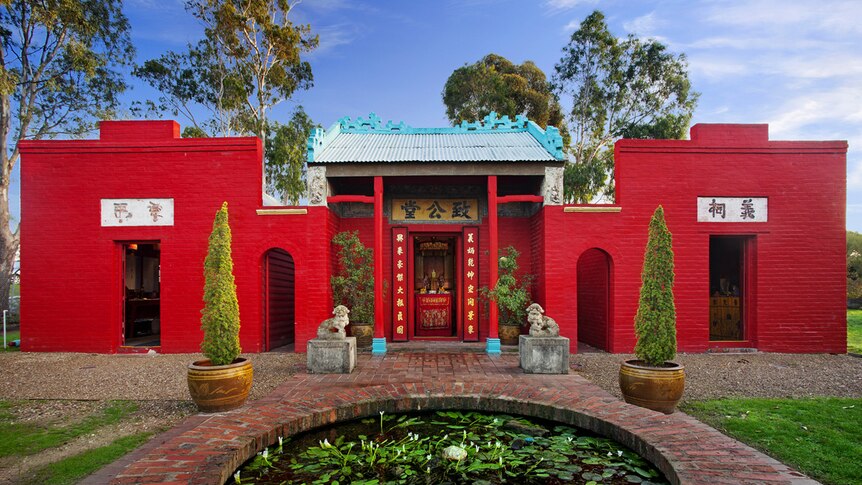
[102,353,817,485]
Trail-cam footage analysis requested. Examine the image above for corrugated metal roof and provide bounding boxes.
[314,132,556,163]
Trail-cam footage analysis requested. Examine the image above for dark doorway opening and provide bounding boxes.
[709,236,746,341]
[122,243,160,347]
[264,248,295,350]
[577,248,611,351]
[413,236,458,337]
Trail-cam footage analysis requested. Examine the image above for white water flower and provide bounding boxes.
[426,466,431,474]
[262,449,268,459]
[234,470,241,484]
[474,444,480,453]
[278,437,283,446]
[426,454,432,460]
[567,437,573,443]
[618,450,624,457]
[495,441,501,448]
[607,451,612,457]
[380,411,385,416]
[443,434,448,440]
[323,438,331,448]
[499,456,503,466]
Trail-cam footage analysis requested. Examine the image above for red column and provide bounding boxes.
[488,175,499,341]
[373,176,385,341]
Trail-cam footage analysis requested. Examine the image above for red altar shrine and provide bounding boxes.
[18,114,847,354]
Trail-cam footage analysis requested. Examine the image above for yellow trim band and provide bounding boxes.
[563,206,622,213]
[256,208,308,216]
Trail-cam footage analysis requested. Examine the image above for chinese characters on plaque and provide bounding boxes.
[391,227,409,341]
[100,199,174,227]
[392,199,479,222]
[696,197,767,223]
[462,227,479,341]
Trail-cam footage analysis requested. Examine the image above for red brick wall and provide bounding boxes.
[539,124,847,353]
[20,121,332,354]
[21,121,847,354]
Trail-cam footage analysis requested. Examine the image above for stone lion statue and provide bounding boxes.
[317,305,350,340]
[527,303,559,337]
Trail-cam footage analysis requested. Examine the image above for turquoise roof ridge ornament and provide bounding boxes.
[307,112,564,163]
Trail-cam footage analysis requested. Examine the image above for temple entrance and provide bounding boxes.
[121,242,160,347]
[709,236,750,341]
[412,236,458,337]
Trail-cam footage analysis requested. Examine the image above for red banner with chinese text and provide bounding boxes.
[391,227,408,341]
[463,227,479,341]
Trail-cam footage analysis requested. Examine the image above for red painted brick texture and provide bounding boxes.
[20,121,847,354]
[537,124,847,353]
[20,121,333,354]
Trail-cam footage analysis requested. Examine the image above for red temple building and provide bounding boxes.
[18,113,847,354]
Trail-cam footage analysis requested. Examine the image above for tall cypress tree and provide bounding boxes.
[634,206,677,366]
[200,202,241,365]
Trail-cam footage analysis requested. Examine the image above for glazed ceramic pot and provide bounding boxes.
[349,323,374,349]
[499,325,521,345]
[619,360,685,414]
[187,357,253,413]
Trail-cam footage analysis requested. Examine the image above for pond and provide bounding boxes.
[232,411,668,484]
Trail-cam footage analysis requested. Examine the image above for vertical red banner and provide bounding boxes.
[463,227,480,341]
[392,227,409,341]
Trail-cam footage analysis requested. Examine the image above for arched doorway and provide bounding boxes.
[577,248,612,351]
[263,248,295,351]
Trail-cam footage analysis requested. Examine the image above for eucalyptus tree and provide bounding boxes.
[135,0,318,204]
[553,11,698,203]
[443,53,569,144]
[0,0,133,312]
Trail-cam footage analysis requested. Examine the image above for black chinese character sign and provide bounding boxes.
[697,197,767,222]
[101,199,174,226]
[392,199,480,223]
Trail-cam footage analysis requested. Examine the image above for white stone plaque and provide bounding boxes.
[697,197,767,223]
[101,198,174,226]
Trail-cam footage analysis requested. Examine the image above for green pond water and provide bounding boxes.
[232,411,668,485]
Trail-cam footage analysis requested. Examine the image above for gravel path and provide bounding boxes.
[0,352,304,401]
[1,350,859,403]
[572,352,862,402]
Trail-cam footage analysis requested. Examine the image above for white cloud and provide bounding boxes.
[686,56,750,79]
[310,24,360,57]
[704,0,862,36]
[544,0,599,14]
[623,12,661,35]
[767,85,862,139]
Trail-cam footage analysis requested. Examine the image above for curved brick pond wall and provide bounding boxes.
[106,354,814,485]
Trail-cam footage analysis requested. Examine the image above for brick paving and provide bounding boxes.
[103,352,817,485]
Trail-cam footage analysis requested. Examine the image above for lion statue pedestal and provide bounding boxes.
[307,305,357,374]
[519,304,569,374]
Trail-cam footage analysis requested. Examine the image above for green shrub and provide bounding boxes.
[331,231,374,324]
[200,202,241,366]
[633,206,677,366]
[481,246,533,326]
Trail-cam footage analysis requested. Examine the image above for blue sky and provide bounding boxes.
[13,0,862,230]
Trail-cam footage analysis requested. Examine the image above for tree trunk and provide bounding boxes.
[0,184,18,315]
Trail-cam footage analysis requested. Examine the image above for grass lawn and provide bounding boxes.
[848,309,862,354]
[682,397,862,485]
[0,400,153,483]
[0,330,19,352]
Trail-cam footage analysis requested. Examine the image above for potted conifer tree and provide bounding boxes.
[331,231,374,348]
[619,206,684,414]
[482,246,533,345]
[187,202,253,413]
